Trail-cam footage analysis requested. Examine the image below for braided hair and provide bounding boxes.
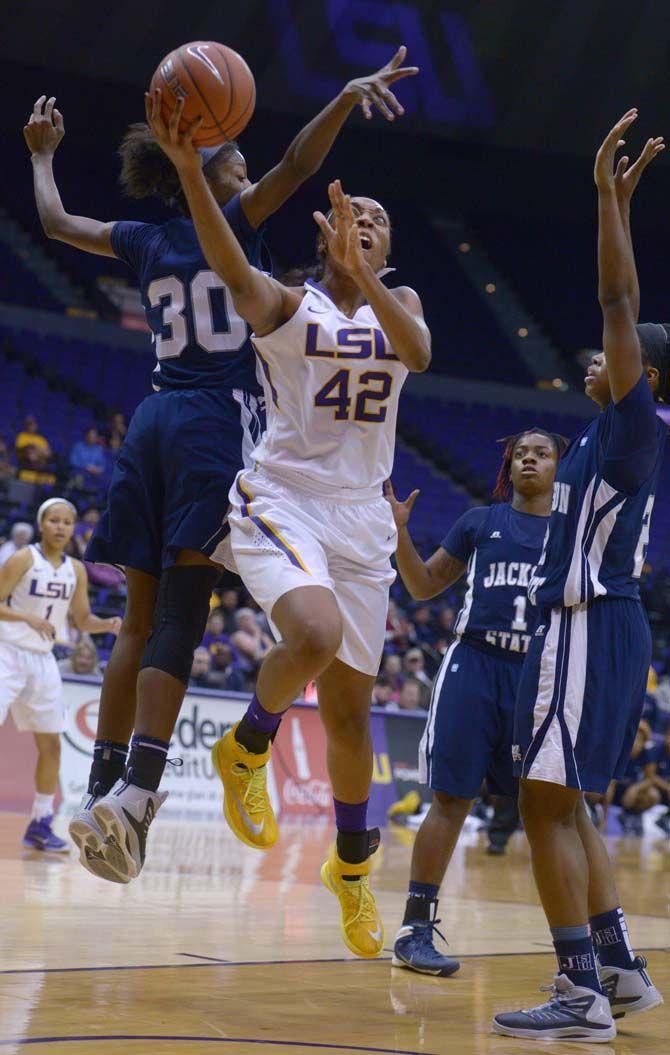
[493,427,568,502]
[118,123,240,213]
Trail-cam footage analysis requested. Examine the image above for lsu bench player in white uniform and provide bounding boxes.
[0,498,120,851]
[149,104,431,959]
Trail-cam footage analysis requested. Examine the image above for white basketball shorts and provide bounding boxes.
[0,642,65,733]
[228,467,397,676]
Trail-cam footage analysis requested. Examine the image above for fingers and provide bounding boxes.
[406,489,420,510]
[33,95,46,118]
[313,211,334,239]
[183,114,204,146]
[614,156,629,181]
[385,65,420,85]
[387,45,407,71]
[361,97,372,120]
[44,96,55,121]
[369,85,396,121]
[168,95,184,140]
[53,108,64,133]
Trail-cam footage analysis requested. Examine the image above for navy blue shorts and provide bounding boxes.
[514,598,651,795]
[419,639,521,799]
[86,387,264,578]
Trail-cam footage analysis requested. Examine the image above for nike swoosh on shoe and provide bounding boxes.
[233,795,265,836]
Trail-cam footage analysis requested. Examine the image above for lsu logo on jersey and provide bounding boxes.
[29,579,75,601]
[305,323,399,362]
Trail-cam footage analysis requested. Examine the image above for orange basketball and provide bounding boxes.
[149,41,256,147]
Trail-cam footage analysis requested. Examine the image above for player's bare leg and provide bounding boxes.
[316,658,385,957]
[576,796,663,1017]
[212,585,342,851]
[23,733,68,853]
[393,792,468,976]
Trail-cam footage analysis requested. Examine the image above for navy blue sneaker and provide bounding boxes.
[22,816,70,854]
[492,973,616,1041]
[392,918,460,977]
[599,955,664,1018]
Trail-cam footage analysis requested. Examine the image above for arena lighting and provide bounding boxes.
[518,327,529,337]
[459,242,471,252]
[485,283,496,293]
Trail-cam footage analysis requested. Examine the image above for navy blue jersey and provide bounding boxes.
[530,375,666,609]
[111,193,264,393]
[442,502,548,660]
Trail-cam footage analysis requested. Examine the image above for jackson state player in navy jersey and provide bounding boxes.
[23,48,418,882]
[384,429,564,976]
[494,112,666,1042]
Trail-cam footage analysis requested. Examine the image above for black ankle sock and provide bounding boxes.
[337,827,380,874]
[403,894,438,925]
[126,735,169,792]
[235,714,272,755]
[88,740,129,796]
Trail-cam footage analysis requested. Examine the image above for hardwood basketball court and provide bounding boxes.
[0,813,668,1054]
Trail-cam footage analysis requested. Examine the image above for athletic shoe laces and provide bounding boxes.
[417,918,448,950]
[233,762,269,816]
[341,874,378,927]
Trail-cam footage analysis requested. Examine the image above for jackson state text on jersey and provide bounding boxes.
[250,280,409,496]
[529,374,666,609]
[443,503,548,659]
[111,194,264,393]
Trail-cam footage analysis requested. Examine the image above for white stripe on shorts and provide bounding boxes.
[419,639,459,785]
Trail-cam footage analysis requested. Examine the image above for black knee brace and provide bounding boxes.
[140,565,221,685]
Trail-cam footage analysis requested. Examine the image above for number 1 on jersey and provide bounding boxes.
[511,594,527,632]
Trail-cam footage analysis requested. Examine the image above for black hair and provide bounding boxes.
[636,322,670,403]
[493,427,568,501]
[118,123,240,213]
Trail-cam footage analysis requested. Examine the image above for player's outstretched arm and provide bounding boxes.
[240,47,419,229]
[315,181,431,372]
[146,91,301,336]
[70,562,121,636]
[614,134,664,321]
[0,550,54,640]
[595,110,664,402]
[24,97,117,257]
[384,482,466,599]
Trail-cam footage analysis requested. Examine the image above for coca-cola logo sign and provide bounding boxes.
[282,778,331,809]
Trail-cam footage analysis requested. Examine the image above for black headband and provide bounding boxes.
[636,322,669,400]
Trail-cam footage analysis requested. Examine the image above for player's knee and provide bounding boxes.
[323,704,369,744]
[519,779,577,830]
[433,791,472,818]
[118,608,153,645]
[289,616,342,672]
[140,565,220,685]
[37,734,61,763]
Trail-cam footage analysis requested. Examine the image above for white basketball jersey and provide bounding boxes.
[0,545,76,653]
[251,280,409,498]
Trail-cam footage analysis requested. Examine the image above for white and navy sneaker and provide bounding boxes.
[492,973,616,1042]
[91,780,167,881]
[599,956,664,1019]
[69,794,130,884]
[392,919,460,977]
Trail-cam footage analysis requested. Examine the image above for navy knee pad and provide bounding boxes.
[140,565,221,685]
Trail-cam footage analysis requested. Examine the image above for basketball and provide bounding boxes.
[149,41,256,147]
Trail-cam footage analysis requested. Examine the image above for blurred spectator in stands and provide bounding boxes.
[0,437,16,482]
[107,411,128,452]
[381,652,404,694]
[15,414,56,485]
[607,719,658,835]
[58,637,102,677]
[0,522,34,566]
[388,677,426,712]
[202,609,228,650]
[435,606,456,653]
[73,506,101,559]
[208,641,247,693]
[372,675,394,707]
[385,598,415,652]
[189,646,215,689]
[231,608,273,669]
[403,647,433,691]
[70,427,106,490]
[411,604,436,646]
[218,587,241,635]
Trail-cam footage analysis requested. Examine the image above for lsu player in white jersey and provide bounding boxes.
[149,96,431,958]
[0,499,120,852]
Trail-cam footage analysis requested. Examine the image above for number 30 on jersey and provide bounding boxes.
[147,270,247,359]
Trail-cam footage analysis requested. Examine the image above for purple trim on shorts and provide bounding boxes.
[250,515,304,570]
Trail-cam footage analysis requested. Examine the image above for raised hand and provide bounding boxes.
[23,96,64,158]
[107,617,122,636]
[313,180,367,276]
[144,89,202,172]
[384,480,420,529]
[342,45,419,121]
[594,109,639,191]
[615,135,665,210]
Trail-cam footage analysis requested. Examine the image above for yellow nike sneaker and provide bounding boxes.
[211,723,278,850]
[320,838,384,958]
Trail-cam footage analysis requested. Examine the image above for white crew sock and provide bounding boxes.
[32,793,55,821]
